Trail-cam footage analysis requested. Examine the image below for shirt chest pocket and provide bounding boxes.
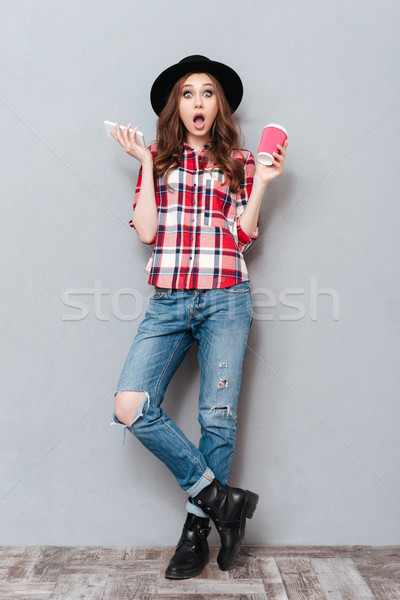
[201,169,230,228]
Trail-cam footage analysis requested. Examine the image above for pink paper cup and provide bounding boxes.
[257,124,288,166]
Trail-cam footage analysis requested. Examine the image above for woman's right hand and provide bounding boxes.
[110,123,152,166]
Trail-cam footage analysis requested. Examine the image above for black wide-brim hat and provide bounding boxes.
[150,55,243,116]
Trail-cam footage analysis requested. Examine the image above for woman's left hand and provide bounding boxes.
[255,139,288,186]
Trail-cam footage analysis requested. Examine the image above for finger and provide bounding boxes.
[111,126,124,147]
[115,122,124,144]
[124,123,137,144]
[122,123,131,144]
[277,142,288,156]
[129,126,138,142]
[132,127,140,149]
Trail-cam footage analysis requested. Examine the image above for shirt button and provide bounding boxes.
[189,257,192,260]
[192,201,195,205]
[193,183,196,187]
[191,237,194,240]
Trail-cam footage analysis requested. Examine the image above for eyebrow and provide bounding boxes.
[182,82,215,89]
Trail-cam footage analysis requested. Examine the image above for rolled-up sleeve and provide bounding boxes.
[235,151,259,253]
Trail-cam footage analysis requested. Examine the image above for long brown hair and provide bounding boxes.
[153,73,246,194]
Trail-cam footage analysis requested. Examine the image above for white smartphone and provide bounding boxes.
[104,120,146,147]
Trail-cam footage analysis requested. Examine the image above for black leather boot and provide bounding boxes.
[164,513,211,579]
[192,478,259,571]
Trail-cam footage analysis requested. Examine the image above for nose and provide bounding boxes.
[194,93,203,108]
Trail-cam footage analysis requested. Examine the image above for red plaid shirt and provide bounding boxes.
[129,142,259,289]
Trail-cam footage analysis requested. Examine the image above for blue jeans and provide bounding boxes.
[110,280,253,517]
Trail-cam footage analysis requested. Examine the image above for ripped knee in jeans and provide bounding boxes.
[111,390,150,444]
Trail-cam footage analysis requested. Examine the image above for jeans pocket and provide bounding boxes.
[151,289,172,300]
[221,280,251,294]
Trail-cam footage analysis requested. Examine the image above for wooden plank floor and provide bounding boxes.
[0,545,399,599]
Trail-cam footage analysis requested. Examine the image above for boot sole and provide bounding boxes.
[165,555,209,579]
[218,490,259,571]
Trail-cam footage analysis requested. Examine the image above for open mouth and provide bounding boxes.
[193,114,205,129]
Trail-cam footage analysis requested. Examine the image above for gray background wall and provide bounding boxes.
[1,0,399,546]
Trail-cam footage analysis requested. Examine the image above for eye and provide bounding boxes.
[204,90,213,97]
[183,91,192,98]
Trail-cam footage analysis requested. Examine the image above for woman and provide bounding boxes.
[110,55,288,579]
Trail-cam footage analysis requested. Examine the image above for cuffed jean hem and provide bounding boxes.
[185,467,215,518]
[186,466,215,498]
[185,499,210,518]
